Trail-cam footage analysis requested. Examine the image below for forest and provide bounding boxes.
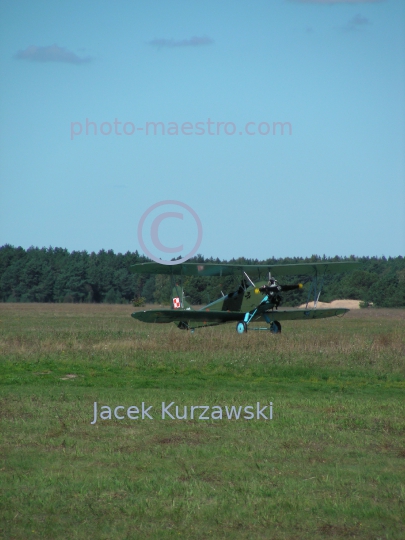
[0,245,404,308]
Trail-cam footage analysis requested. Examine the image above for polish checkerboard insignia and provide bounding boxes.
[173,297,181,309]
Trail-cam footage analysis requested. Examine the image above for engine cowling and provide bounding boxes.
[258,283,303,295]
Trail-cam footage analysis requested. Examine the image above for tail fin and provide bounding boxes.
[172,284,193,310]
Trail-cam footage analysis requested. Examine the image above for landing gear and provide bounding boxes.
[269,321,281,334]
[178,322,195,333]
[177,321,189,330]
[236,321,247,334]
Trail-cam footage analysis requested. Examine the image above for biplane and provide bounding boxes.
[130,261,360,334]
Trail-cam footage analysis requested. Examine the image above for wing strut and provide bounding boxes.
[305,271,325,309]
[243,271,256,288]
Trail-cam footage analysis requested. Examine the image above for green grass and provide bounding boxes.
[1,303,404,539]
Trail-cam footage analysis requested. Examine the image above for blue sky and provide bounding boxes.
[0,0,404,262]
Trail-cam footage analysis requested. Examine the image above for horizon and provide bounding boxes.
[1,243,402,261]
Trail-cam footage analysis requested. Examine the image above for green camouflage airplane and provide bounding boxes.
[130,261,360,334]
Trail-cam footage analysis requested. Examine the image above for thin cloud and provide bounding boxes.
[340,13,370,31]
[350,13,370,25]
[149,36,214,49]
[15,44,91,64]
[290,0,382,4]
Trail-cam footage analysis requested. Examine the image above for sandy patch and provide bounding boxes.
[299,299,361,309]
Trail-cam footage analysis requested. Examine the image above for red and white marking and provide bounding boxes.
[173,297,181,309]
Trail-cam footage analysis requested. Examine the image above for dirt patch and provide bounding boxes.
[60,374,78,380]
[318,522,361,537]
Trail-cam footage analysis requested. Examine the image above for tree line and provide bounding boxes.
[0,245,404,308]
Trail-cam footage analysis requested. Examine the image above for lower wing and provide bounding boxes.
[132,309,241,325]
[252,308,348,322]
[131,308,348,326]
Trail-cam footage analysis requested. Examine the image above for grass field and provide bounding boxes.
[0,303,404,539]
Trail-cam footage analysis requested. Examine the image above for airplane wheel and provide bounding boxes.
[270,321,281,334]
[236,321,247,334]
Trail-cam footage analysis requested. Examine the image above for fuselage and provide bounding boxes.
[200,281,273,314]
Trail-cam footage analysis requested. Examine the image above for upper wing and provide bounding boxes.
[130,261,360,278]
